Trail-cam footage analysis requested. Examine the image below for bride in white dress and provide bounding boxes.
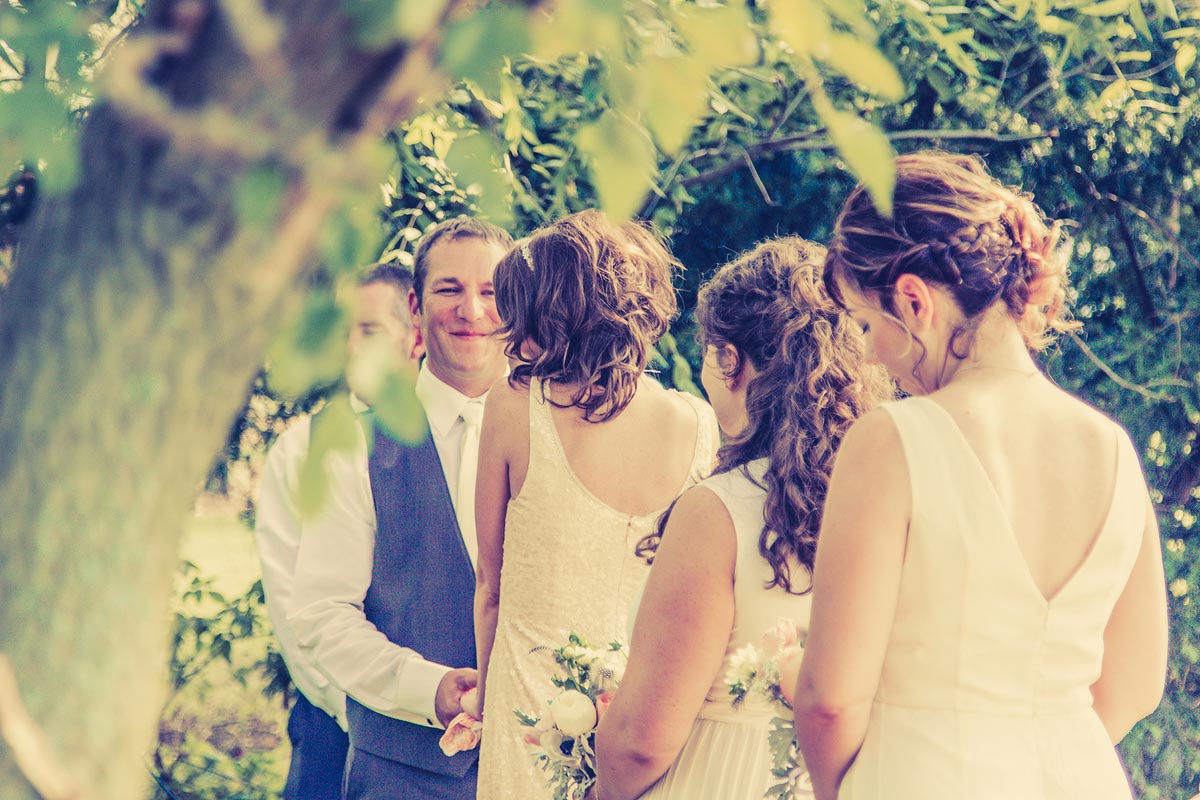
[793,151,1168,800]
[591,237,891,800]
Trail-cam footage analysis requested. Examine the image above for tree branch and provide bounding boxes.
[1066,331,1175,403]
[677,127,1055,190]
[0,655,87,800]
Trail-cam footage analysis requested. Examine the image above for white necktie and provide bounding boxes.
[455,399,485,568]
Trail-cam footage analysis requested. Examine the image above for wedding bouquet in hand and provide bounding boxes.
[517,632,627,800]
[725,618,814,799]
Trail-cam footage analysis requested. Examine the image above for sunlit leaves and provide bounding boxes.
[297,393,361,518]
[265,294,346,398]
[578,110,656,219]
[441,3,531,93]
[372,367,428,444]
[818,35,906,101]
[234,164,288,230]
[1176,42,1196,75]
[824,107,895,217]
[529,0,625,61]
[444,129,513,227]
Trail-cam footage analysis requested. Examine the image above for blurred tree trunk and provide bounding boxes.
[0,1,455,797]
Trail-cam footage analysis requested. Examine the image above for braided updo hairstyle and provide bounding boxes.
[637,237,893,593]
[825,150,1080,359]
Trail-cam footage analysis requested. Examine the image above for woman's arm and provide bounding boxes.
[793,409,909,800]
[593,486,737,800]
[1091,494,1168,742]
[473,387,513,712]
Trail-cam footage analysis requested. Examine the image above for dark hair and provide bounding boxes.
[494,209,679,422]
[638,238,893,592]
[359,263,414,319]
[412,216,513,306]
[825,150,1079,365]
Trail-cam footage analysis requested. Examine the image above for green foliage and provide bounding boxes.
[154,562,285,800]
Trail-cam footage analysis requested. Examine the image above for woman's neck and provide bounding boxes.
[939,311,1038,386]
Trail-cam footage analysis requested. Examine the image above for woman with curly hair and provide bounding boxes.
[793,151,1168,800]
[590,237,891,800]
[473,210,720,799]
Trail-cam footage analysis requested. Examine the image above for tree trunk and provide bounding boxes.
[0,2,455,796]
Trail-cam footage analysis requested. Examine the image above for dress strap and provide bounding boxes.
[676,389,718,483]
[524,378,568,488]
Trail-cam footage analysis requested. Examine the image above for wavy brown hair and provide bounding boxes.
[637,237,892,593]
[494,209,679,422]
[825,150,1080,367]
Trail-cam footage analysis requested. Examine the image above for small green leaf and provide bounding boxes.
[235,165,289,230]
[577,112,657,220]
[641,55,711,154]
[530,0,624,60]
[818,35,906,101]
[675,2,757,68]
[770,0,832,57]
[266,294,347,398]
[1080,0,1132,15]
[441,4,531,94]
[824,109,896,218]
[1036,15,1076,35]
[373,369,429,444]
[1099,78,1129,106]
[394,0,449,40]
[444,131,513,228]
[298,395,363,518]
[1127,0,1153,40]
[1176,43,1196,76]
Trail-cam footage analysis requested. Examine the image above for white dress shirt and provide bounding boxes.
[255,417,348,729]
[288,363,488,729]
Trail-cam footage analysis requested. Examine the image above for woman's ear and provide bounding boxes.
[893,274,937,332]
[717,343,744,388]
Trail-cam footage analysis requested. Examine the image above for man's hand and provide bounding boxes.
[435,667,479,728]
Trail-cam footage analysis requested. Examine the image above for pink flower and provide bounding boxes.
[439,713,483,756]
[777,646,804,707]
[523,730,542,747]
[595,692,613,722]
[761,618,803,658]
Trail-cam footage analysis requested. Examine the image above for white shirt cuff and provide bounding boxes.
[403,658,453,729]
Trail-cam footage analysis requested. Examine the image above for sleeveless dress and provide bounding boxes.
[839,397,1146,800]
[642,459,815,799]
[476,379,717,799]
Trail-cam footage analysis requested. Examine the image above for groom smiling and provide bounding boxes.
[289,216,512,799]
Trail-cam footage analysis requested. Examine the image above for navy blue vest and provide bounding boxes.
[346,420,478,777]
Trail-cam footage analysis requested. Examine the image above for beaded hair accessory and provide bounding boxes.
[519,240,535,272]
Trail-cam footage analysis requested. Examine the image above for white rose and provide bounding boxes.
[550,690,598,736]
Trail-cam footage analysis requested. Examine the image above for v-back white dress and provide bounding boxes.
[642,459,815,799]
[839,397,1146,800]
[476,380,717,800]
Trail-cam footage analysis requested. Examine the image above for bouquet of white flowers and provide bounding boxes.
[725,618,814,800]
[517,632,627,800]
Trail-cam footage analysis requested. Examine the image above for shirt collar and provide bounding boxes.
[415,361,488,437]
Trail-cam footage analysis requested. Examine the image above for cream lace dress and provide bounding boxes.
[476,379,717,799]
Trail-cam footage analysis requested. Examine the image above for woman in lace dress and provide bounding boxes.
[473,210,719,799]
[793,151,1168,800]
[591,238,891,800]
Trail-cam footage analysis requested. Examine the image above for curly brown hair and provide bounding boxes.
[824,150,1080,363]
[637,237,893,592]
[494,209,679,422]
